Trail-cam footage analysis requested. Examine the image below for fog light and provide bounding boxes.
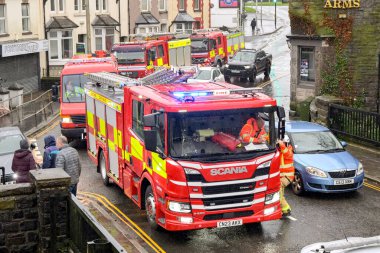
[177,217,193,224]
[264,207,276,216]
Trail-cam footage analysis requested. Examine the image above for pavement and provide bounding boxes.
[346,144,380,183]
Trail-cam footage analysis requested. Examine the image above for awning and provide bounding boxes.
[172,12,195,23]
[46,16,79,30]
[92,14,119,26]
[135,13,160,25]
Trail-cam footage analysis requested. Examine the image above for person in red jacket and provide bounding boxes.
[11,139,36,183]
[239,116,268,144]
[278,135,295,216]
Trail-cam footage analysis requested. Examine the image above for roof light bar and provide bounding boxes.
[171,87,262,98]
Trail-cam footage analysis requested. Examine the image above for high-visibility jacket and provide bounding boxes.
[239,118,268,143]
[279,142,295,181]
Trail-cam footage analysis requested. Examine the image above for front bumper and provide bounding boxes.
[302,172,365,193]
[224,68,253,78]
[61,125,85,139]
[161,202,281,231]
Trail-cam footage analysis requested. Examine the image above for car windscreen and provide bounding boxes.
[233,51,256,62]
[290,131,344,154]
[112,46,146,64]
[191,39,209,53]
[62,74,88,103]
[0,134,24,155]
[194,70,212,80]
[168,108,276,161]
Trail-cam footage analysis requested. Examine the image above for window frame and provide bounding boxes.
[194,0,200,11]
[159,0,167,11]
[179,0,185,11]
[0,4,6,35]
[299,46,316,83]
[74,0,86,12]
[141,0,150,12]
[132,100,145,140]
[51,0,65,13]
[48,30,73,61]
[96,0,108,12]
[21,3,30,33]
[94,27,115,52]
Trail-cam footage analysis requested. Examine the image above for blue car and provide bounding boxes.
[285,121,364,195]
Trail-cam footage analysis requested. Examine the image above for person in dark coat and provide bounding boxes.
[11,139,36,183]
[42,135,59,169]
[251,18,257,35]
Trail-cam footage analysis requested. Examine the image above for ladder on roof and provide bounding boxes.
[85,72,141,89]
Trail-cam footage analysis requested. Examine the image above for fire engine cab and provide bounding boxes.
[84,71,286,231]
[60,52,118,142]
[191,29,245,67]
[111,34,191,78]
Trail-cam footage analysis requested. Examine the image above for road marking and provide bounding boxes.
[364,182,380,192]
[286,216,297,221]
[256,73,290,89]
[79,191,166,253]
[28,116,60,139]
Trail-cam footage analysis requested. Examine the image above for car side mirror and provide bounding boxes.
[144,130,157,153]
[340,141,348,148]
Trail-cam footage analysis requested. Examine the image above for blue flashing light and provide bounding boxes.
[172,91,210,98]
[173,92,185,97]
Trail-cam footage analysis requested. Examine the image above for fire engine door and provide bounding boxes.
[217,36,225,58]
[86,95,97,157]
[130,99,145,177]
[209,39,217,59]
[106,106,119,179]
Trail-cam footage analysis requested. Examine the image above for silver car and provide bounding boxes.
[0,127,26,184]
[187,67,225,83]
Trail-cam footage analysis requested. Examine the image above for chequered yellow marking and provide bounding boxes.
[131,137,143,161]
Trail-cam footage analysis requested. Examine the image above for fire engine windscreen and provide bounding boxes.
[112,46,146,64]
[191,39,209,53]
[62,74,88,103]
[168,108,276,159]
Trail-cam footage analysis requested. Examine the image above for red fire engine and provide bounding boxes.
[111,34,191,78]
[191,29,245,67]
[85,71,286,231]
[60,52,118,142]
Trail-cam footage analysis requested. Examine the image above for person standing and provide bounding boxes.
[12,139,36,183]
[278,135,295,216]
[251,18,257,35]
[55,136,81,196]
[42,135,59,169]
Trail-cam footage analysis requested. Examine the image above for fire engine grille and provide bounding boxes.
[71,115,86,124]
[202,182,256,195]
[325,183,358,190]
[203,211,254,221]
[203,195,254,208]
[328,170,356,178]
[228,65,245,70]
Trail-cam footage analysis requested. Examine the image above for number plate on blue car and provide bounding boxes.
[217,219,243,228]
[333,179,354,185]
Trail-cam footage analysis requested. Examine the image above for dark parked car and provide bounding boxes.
[224,49,272,83]
[0,127,27,184]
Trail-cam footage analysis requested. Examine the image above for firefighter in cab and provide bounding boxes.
[278,135,295,217]
[239,115,268,144]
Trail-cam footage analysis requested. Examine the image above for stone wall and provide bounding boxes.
[0,169,71,253]
[310,95,344,126]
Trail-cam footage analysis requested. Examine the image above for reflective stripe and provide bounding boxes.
[108,139,116,151]
[234,44,238,50]
[190,186,267,199]
[117,130,123,149]
[269,171,280,178]
[227,46,232,53]
[152,152,167,179]
[191,197,265,210]
[99,118,106,137]
[281,172,294,178]
[279,163,294,169]
[210,50,215,58]
[188,174,269,187]
[131,137,143,161]
[157,58,163,66]
[240,42,245,48]
[282,147,289,154]
[87,111,94,128]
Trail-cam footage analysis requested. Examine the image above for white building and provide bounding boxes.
[0,0,47,91]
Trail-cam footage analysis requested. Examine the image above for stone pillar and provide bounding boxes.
[30,169,71,253]
[0,86,10,110]
[8,83,24,109]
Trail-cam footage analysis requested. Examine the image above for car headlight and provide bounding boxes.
[184,168,201,174]
[265,192,280,205]
[13,173,18,180]
[61,116,72,124]
[357,162,364,175]
[244,65,252,69]
[225,64,229,68]
[167,200,191,213]
[306,167,327,178]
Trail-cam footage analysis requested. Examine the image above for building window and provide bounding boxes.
[179,0,185,11]
[21,4,30,32]
[51,0,64,12]
[161,23,167,32]
[96,0,107,11]
[49,30,73,60]
[0,5,6,35]
[194,0,200,10]
[141,0,150,12]
[138,26,158,34]
[299,47,315,82]
[175,23,192,34]
[159,0,166,11]
[74,0,86,11]
[95,28,114,52]
[132,100,144,139]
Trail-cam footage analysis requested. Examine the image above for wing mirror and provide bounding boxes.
[340,141,348,148]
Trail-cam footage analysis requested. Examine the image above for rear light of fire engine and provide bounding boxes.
[167,200,192,213]
[265,191,280,205]
[61,116,72,124]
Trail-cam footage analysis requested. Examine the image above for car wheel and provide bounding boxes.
[264,64,271,78]
[292,171,304,195]
[145,185,159,230]
[225,76,231,83]
[99,151,110,186]
[249,72,256,83]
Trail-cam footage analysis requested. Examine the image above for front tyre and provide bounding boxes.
[99,151,110,186]
[264,64,271,78]
[249,71,256,83]
[225,75,231,83]
[292,171,304,195]
[145,185,159,230]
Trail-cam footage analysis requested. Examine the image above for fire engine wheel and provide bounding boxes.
[99,151,110,186]
[291,171,304,195]
[145,185,159,230]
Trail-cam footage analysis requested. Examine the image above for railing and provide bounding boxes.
[328,104,380,146]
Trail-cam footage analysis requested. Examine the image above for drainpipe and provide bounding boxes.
[117,0,121,41]
[128,0,131,34]
[43,0,49,77]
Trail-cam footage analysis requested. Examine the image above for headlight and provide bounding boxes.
[357,162,364,175]
[184,168,201,174]
[225,64,229,68]
[244,65,251,69]
[306,167,327,178]
[61,116,72,124]
[257,161,271,169]
[13,174,18,179]
[167,200,191,213]
[265,192,280,205]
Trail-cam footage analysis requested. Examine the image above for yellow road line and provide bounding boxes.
[364,182,380,192]
[256,73,290,89]
[29,117,60,139]
[79,192,166,253]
